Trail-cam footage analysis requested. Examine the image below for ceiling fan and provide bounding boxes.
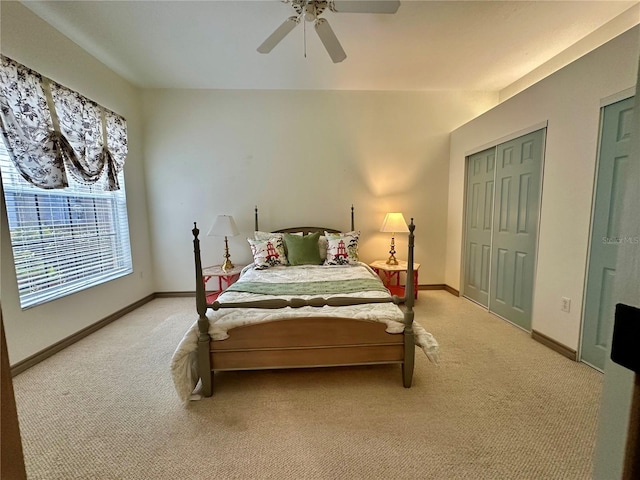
[257,0,400,63]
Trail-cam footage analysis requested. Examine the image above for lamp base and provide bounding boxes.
[221,236,234,272]
[386,236,398,265]
[221,258,235,272]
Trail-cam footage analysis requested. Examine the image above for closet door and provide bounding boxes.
[463,148,495,307]
[489,130,545,330]
[582,97,634,370]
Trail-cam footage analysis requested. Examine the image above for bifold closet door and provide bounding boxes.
[489,130,545,330]
[463,129,545,330]
[464,148,495,307]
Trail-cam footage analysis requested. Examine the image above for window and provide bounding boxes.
[0,132,133,309]
[0,55,132,309]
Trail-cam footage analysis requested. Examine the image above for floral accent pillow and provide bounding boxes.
[247,236,288,269]
[324,231,360,265]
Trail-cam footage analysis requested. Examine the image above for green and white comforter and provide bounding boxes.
[171,262,439,402]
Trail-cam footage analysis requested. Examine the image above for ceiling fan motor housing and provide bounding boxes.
[292,0,328,22]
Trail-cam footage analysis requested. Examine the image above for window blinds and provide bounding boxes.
[0,140,132,308]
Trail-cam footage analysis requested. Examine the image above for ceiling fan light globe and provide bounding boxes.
[304,4,316,21]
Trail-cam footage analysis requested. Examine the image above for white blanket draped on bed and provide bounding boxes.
[171,263,440,402]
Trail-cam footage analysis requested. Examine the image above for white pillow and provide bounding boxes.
[319,235,328,260]
[254,230,282,241]
[254,231,303,240]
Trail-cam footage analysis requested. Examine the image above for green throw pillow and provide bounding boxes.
[283,232,323,266]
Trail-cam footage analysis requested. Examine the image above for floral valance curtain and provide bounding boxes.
[0,55,127,190]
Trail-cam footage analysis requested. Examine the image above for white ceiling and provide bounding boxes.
[21,0,640,92]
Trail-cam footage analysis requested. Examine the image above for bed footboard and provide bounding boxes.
[210,317,404,370]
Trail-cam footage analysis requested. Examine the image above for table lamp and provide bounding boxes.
[207,215,239,272]
[380,212,409,265]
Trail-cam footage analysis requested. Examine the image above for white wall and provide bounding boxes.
[141,89,497,293]
[0,2,154,364]
[446,26,640,351]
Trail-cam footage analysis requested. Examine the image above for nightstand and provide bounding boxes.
[369,260,420,299]
[202,264,245,303]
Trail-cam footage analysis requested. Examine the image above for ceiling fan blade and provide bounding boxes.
[315,18,347,63]
[257,16,300,54]
[331,1,400,14]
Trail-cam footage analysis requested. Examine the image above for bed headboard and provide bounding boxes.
[274,227,340,235]
[254,205,355,233]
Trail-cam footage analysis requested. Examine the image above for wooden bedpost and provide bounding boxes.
[254,205,259,231]
[351,205,355,231]
[193,223,213,397]
[402,218,416,388]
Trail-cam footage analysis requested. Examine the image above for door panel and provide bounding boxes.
[489,129,545,329]
[582,97,634,370]
[464,148,495,307]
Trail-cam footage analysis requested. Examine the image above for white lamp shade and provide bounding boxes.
[207,215,239,237]
[380,212,409,233]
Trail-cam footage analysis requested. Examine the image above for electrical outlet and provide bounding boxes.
[561,297,571,313]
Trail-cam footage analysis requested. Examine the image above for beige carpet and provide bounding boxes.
[13,291,602,479]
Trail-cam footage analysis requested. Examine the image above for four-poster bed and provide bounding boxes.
[171,207,439,401]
